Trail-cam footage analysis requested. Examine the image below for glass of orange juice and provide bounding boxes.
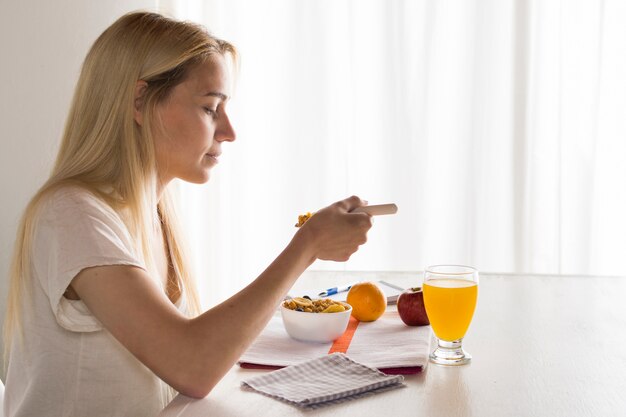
[423,265,478,365]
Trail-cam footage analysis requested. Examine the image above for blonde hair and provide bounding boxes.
[4,11,236,356]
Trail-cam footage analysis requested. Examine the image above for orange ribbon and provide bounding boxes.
[328,316,360,354]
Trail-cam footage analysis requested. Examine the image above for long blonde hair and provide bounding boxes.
[4,11,236,353]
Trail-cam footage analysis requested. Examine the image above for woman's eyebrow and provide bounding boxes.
[202,91,229,101]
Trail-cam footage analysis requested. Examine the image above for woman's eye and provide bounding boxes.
[203,107,218,117]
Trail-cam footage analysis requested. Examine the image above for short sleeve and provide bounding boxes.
[31,187,145,332]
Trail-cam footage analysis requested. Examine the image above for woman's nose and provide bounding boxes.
[216,112,236,142]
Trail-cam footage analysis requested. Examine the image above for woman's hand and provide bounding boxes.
[296,195,372,262]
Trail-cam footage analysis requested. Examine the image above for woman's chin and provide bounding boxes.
[194,173,212,184]
[179,170,212,185]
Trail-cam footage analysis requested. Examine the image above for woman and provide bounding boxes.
[3,11,372,417]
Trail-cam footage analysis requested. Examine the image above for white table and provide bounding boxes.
[159,271,626,417]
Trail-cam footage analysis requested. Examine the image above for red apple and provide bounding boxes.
[397,287,430,326]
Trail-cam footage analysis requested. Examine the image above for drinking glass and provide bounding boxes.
[423,265,479,365]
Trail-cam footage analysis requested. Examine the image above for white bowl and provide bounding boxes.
[280,302,352,343]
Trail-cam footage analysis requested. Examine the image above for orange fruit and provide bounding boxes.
[346,282,386,322]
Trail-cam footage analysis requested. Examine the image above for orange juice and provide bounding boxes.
[423,279,478,342]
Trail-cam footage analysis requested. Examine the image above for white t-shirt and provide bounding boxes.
[5,186,185,417]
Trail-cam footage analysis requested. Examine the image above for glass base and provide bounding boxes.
[429,338,472,366]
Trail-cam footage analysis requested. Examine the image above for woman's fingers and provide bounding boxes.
[335,195,368,213]
[300,196,372,262]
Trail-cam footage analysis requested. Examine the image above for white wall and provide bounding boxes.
[0,0,157,380]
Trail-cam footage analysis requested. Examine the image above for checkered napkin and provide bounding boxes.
[241,353,404,408]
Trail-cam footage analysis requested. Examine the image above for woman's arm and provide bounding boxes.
[71,196,371,398]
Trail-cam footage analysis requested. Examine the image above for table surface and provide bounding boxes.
[159,271,626,417]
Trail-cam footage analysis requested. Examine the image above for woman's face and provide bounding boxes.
[153,54,236,186]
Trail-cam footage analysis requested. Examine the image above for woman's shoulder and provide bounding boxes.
[32,184,138,254]
[37,184,120,223]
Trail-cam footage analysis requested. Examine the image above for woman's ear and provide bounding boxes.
[133,80,148,126]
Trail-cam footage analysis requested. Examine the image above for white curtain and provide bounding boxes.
[159,0,626,307]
